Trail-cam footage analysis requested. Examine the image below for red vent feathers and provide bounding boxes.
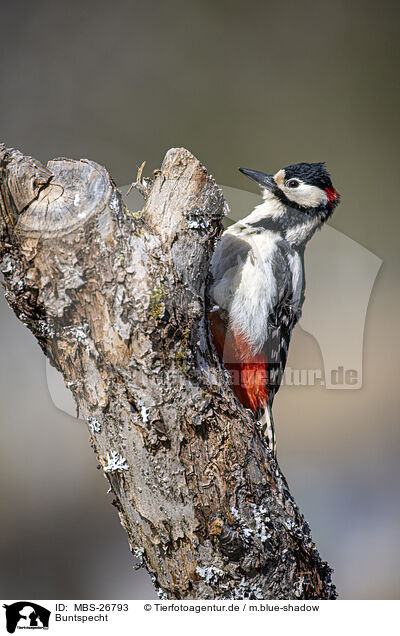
[209,311,268,413]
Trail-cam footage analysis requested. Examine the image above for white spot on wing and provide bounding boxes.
[287,251,303,313]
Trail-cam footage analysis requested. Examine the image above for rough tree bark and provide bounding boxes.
[0,144,336,600]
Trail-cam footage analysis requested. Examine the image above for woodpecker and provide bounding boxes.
[208,162,340,455]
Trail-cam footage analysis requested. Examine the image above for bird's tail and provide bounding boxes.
[259,404,276,458]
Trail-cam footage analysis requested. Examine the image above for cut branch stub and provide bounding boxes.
[17,158,112,237]
[0,143,336,600]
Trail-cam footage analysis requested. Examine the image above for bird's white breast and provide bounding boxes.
[210,228,281,354]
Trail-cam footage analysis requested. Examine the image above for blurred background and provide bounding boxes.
[0,0,399,600]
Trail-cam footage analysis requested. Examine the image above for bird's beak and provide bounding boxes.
[239,168,278,193]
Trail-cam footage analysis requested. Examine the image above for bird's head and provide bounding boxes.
[239,162,340,216]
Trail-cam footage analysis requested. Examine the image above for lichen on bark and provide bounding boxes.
[0,143,336,599]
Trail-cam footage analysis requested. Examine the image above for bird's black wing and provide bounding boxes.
[264,241,304,403]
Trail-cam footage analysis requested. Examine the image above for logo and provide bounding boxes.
[3,602,50,633]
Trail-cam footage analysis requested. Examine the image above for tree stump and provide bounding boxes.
[0,144,336,599]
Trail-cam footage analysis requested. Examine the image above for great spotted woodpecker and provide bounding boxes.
[208,162,340,455]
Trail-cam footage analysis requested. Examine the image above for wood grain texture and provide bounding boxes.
[0,143,336,599]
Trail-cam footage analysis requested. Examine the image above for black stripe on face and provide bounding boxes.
[247,216,287,234]
[247,207,310,235]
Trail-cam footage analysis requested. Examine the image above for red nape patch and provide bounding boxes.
[325,186,339,206]
[209,311,268,413]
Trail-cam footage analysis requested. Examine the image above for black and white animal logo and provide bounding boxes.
[3,602,50,633]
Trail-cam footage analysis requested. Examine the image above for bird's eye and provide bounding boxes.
[286,179,300,188]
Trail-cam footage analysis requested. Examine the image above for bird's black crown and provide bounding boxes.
[284,162,333,190]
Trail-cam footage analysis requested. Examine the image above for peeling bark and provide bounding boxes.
[0,144,336,599]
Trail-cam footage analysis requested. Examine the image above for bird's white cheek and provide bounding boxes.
[284,184,328,208]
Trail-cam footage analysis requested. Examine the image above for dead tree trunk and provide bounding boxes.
[0,144,336,600]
